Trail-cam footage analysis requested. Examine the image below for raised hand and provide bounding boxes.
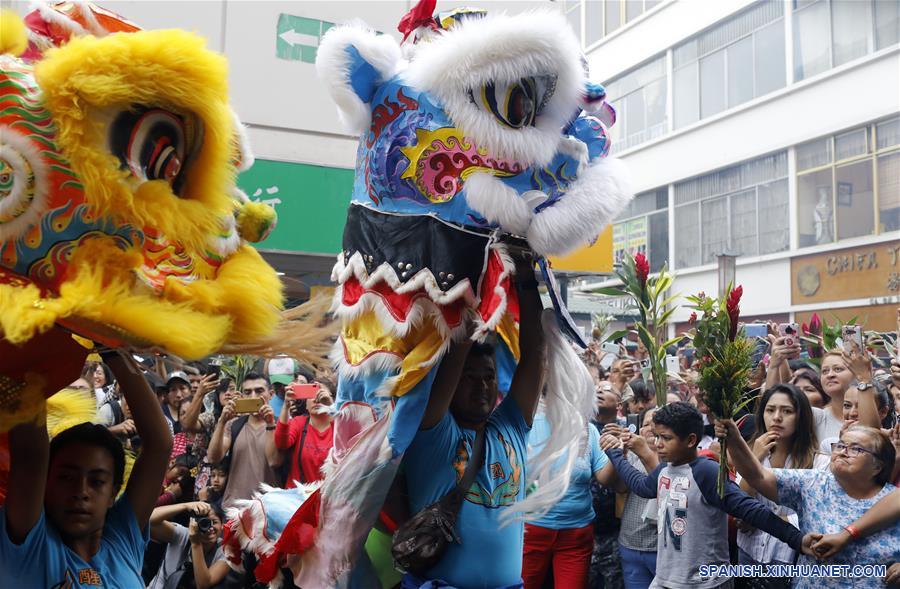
[810,531,850,559]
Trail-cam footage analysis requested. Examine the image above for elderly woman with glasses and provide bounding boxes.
[716,419,899,588]
[269,379,336,487]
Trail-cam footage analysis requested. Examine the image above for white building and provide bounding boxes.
[568,0,900,333]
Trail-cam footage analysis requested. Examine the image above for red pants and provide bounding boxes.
[522,522,594,589]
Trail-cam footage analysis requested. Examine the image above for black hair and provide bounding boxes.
[873,380,897,429]
[50,422,126,492]
[630,379,653,403]
[752,384,818,469]
[209,461,230,475]
[209,499,226,523]
[469,340,496,360]
[652,401,704,442]
[295,365,315,383]
[791,370,831,405]
[174,453,199,470]
[241,372,269,386]
[82,361,113,388]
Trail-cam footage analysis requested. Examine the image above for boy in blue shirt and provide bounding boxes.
[603,402,819,588]
[1,350,173,588]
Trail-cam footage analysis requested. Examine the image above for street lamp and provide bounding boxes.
[717,248,738,297]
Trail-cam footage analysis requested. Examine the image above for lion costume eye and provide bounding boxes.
[469,75,556,129]
[109,106,202,196]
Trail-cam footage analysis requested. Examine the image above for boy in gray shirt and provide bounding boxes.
[605,402,817,589]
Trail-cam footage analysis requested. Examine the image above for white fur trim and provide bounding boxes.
[316,23,405,135]
[332,251,478,307]
[464,172,535,236]
[212,213,241,257]
[296,409,397,587]
[72,0,105,35]
[31,1,87,36]
[404,10,584,167]
[501,309,595,524]
[231,109,255,172]
[527,157,633,257]
[0,126,51,242]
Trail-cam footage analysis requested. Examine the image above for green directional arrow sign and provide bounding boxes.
[276,14,334,63]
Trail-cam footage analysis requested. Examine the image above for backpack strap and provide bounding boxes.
[226,415,250,465]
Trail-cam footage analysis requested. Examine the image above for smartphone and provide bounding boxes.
[625,413,640,433]
[599,353,616,371]
[841,325,863,353]
[600,342,620,355]
[639,358,651,370]
[665,355,680,374]
[743,323,768,339]
[233,397,263,415]
[778,323,800,347]
[624,341,638,354]
[207,364,221,379]
[289,383,321,400]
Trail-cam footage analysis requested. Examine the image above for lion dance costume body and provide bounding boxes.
[220,3,634,587]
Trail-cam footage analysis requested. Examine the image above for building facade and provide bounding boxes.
[572,0,900,331]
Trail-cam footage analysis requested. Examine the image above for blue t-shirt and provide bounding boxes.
[0,495,149,588]
[775,468,899,589]
[528,417,608,529]
[403,395,531,588]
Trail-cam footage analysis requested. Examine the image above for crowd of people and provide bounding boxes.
[1,307,899,589]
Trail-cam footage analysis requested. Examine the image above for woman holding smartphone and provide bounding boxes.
[270,380,336,487]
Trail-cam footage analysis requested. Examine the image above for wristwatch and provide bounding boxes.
[856,381,873,391]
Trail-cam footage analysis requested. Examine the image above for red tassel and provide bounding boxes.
[397,0,438,42]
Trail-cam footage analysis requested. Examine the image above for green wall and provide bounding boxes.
[238,159,353,254]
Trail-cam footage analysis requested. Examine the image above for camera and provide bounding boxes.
[192,515,213,534]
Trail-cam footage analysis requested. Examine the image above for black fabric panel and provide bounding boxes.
[342,204,492,293]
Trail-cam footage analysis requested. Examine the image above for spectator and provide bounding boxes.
[146,500,230,589]
[206,373,280,508]
[521,412,616,588]
[400,255,545,589]
[718,420,899,588]
[1,350,172,586]
[734,384,829,588]
[606,402,815,589]
[83,360,115,408]
[609,359,637,399]
[198,463,228,504]
[264,355,303,417]
[178,373,220,460]
[590,381,625,589]
[271,380,335,487]
[890,357,900,414]
[157,455,196,507]
[812,351,856,447]
[612,407,659,589]
[790,370,830,410]
[163,371,191,435]
[627,380,655,415]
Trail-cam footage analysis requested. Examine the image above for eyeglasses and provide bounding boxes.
[830,442,877,458]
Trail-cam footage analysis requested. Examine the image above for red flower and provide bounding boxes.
[688,312,697,325]
[809,312,822,335]
[801,322,809,335]
[726,285,743,340]
[635,252,650,286]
